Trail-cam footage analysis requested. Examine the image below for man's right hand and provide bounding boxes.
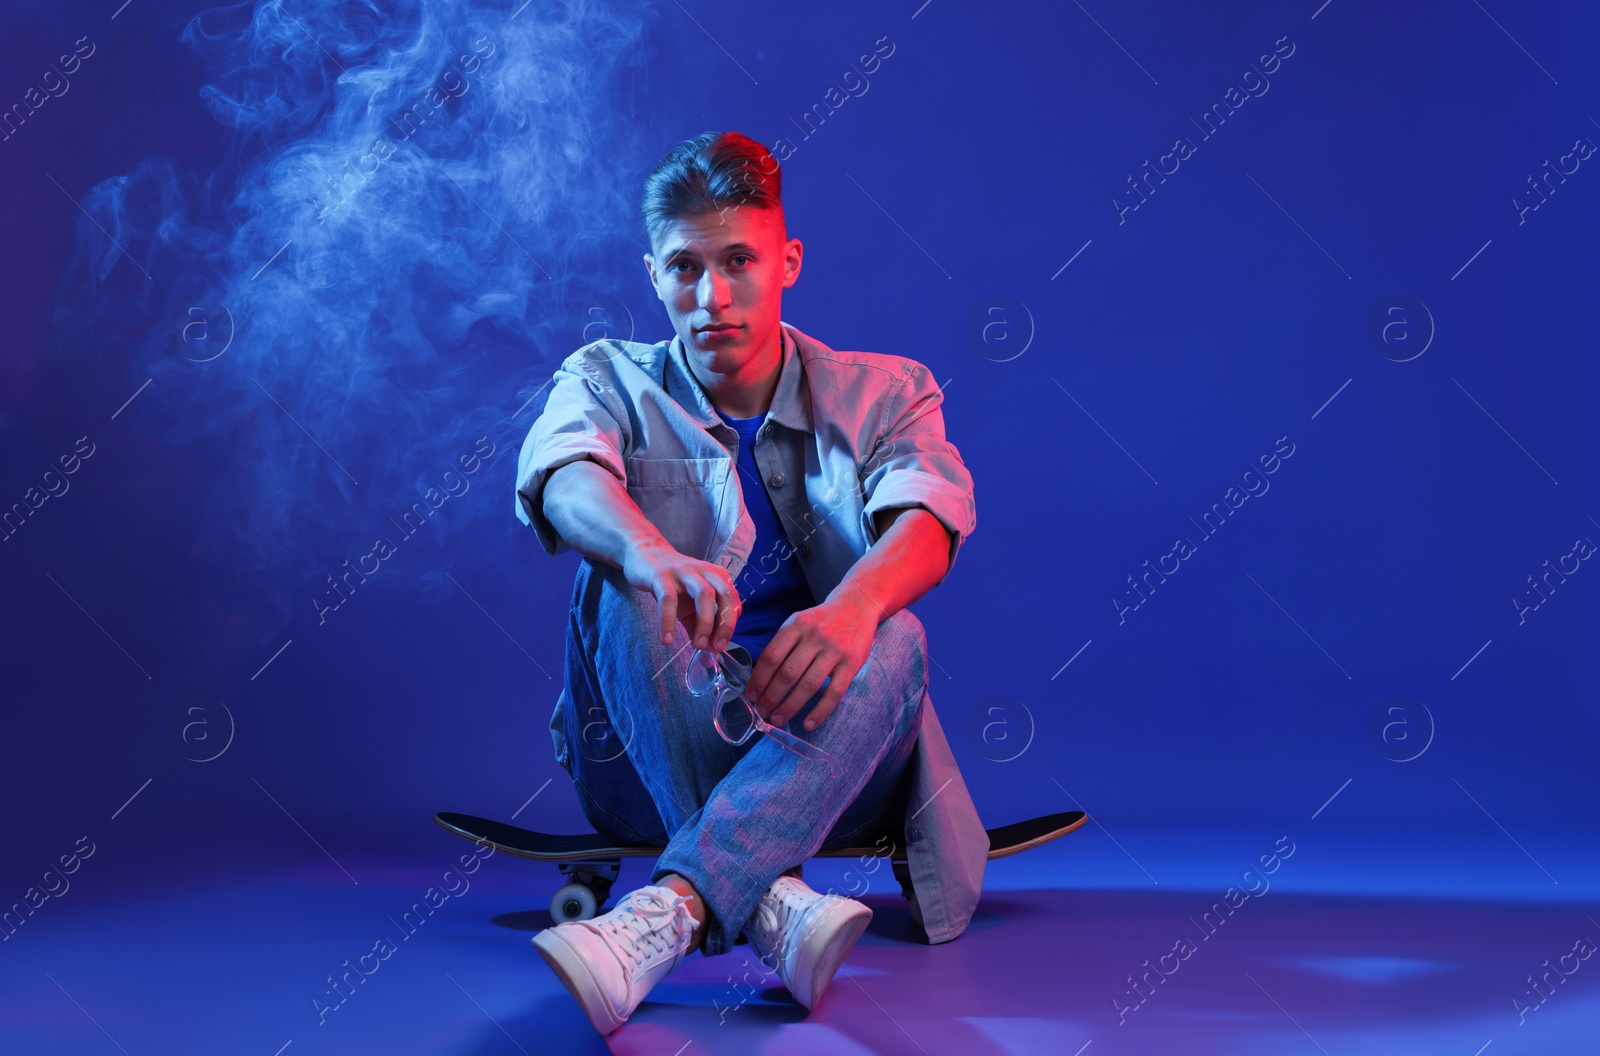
[621,538,742,654]
[542,462,743,652]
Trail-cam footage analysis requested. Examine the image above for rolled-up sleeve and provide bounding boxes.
[858,360,976,585]
[515,345,630,556]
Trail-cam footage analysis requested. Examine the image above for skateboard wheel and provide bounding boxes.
[551,882,597,923]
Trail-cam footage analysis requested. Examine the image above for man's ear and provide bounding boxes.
[642,252,656,285]
[782,238,803,289]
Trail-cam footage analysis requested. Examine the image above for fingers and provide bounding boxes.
[710,581,741,653]
[657,587,677,646]
[690,568,741,650]
[744,632,787,712]
[796,671,851,731]
[659,564,738,650]
[762,652,834,728]
[688,576,719,649]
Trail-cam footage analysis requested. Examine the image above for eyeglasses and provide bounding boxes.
[684,646,842,779]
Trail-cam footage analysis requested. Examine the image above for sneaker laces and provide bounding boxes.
[592,887,694,972]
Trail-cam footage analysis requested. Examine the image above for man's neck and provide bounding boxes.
[694,327,784,419]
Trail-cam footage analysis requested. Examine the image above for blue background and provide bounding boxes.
[2,0,1596,908]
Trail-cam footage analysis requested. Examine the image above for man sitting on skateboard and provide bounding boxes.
[515,130,985,1035]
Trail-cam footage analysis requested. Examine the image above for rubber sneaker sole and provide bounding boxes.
[794,900,874,1009]
[532,929,625,1035]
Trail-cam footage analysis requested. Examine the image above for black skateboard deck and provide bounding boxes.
[434,809,1086,922]
[436,809,1085,862]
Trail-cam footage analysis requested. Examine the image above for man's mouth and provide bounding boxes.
[697,323,740,333]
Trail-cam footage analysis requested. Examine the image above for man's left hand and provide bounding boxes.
[745,593,881,732]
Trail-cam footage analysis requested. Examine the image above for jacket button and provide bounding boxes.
[908,826,923,843]
[769,472,785,488]
[796,542,810,558]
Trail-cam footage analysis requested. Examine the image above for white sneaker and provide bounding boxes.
[743,874,873,1009]
[532,884,697,1034]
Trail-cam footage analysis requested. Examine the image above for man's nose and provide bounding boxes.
[696,268,731,311]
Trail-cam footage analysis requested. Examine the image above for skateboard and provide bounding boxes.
[434,809,1087,922]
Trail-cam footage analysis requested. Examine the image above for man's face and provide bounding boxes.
[643,204,802,376]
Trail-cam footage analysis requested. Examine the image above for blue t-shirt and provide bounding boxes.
[722,411,817,661]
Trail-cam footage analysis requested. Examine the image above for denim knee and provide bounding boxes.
[874,607,929,724]
[578,559,662,660]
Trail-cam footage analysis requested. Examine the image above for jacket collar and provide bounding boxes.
[664,321,814,435]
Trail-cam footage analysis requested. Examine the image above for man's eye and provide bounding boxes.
[730,255,752,266]
[671,260,694,273]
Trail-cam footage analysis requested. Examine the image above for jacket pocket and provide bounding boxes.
[622,456,734,561]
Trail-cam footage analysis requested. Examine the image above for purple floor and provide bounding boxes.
[4,825,1597,1054]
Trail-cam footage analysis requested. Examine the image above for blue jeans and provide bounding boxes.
[559,558,925,957]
